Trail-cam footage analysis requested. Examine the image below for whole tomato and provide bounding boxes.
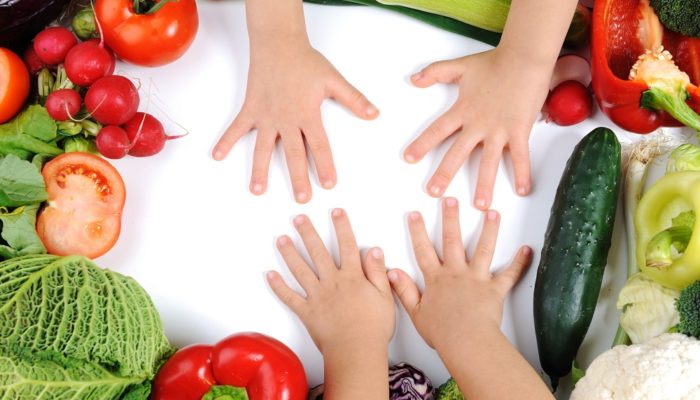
[0,48,29,123]
[94,0,198,67]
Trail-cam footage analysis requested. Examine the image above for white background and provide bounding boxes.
[95,1,689,397]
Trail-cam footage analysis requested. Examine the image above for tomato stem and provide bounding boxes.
[132,0,178,15]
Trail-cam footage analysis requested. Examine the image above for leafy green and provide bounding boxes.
[0,348,145,400]
[0,155,47,207]
[16,105,57,142]
[667,144,700,173]
[617,273,680,344]
[0,204,46,260]
[0,106,62,160]
[436,378,464,400]
[0,255,173,379]
[63,136,98,154]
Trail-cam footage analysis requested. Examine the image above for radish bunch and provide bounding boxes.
[25,10,183,160]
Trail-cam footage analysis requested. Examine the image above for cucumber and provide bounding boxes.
[533,127,621,391]
[303,0,502,47]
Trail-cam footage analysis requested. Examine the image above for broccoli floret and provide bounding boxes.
[650,0,700,38]
[436,378,465,400]
[676,280,700,338]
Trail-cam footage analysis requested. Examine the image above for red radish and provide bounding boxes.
[96,126,130,159]
[64,40,115,87]
[549,54,591,90]
[85,75,139,125]
[33,27,77,65]
[23,47,45,75]
[123,112,184,157]
[545,80,593,126]
[46,89,82,121]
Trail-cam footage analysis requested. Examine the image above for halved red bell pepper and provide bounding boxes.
[151,332,308,400]
[591,0,700,133]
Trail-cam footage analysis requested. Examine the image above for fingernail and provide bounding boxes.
[332,208,343,218]
[251,183,264,195]
[277,236,290,246]
[296,191,308,203]
[322,179,335,189]
[429,185,442,197]
[366,105,379,117]
[388,270,399,282]
[266,271,276,280]
[522,246,532,256]
[517,185,528,196]
[444,197,457,208]
[371,247,383,259]
[293,215,305,226]
[486,210,498,221]
[404,153,416,163]
[411,72,423,81]
[213,151,224,161]
[408,211,420,222]
[475,198,487,209]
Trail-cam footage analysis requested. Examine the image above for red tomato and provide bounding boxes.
[37,153,126,259]
[0,48,30,123]
[94,0,198,67]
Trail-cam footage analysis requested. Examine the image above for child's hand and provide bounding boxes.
[388,197,532,349]
[213,40,379,204]
[267,209,394,399]
[404,48,551,210]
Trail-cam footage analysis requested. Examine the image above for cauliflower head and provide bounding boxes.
[571,334,700,399]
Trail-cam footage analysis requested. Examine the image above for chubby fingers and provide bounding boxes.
[303,118,337,190]
[410,59,463,88]
[276,235,319,295]
[293,214,337,279]
[426,134,478,197]
[403,110,461,165]
[407,211,441,272]
[474,142,505,210]
[387,268,421,315]
[441,197,465,265]
[266,270,306,316]
[282,132,312,204]
[509,135,532,196]
[470,210,500,275]
[329,76,379,120]
[331,208,361,270]
[363,247,390,293]
[249,128,277,195]
[212,113,254,161]
[495,246,533,294]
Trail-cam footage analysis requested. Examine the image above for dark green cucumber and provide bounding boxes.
[303,0,502,47]
[533,127,621,391]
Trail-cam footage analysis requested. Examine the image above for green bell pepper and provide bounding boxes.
[636,171,700,289]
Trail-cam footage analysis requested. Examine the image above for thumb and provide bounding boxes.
[411,60,463,88]
[329,77,379,120]
[387,268,421,315]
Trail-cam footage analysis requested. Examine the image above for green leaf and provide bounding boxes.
[0,347,144,400]
[0,204,46,260]
[17,105,57,142]
[0,155,48,207]
[0,255,173,379]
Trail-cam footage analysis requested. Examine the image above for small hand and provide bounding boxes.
[267,209,395,354]
[388,197,532,349]
[404,49,551,210]
[213,42,379,203]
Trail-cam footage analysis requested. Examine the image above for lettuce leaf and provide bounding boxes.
[0,204,46,260]
[0,155,48,207]
[0,255,172,379]
[0,348,147,400]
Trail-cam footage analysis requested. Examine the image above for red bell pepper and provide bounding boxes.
[591,0,700,133]
[151,332,308,400]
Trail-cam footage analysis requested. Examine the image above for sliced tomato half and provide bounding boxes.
[37,152,126,258]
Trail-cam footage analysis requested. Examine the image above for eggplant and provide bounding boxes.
[0,0,71,51]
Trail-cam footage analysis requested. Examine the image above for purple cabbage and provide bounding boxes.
[389,362,436,400]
